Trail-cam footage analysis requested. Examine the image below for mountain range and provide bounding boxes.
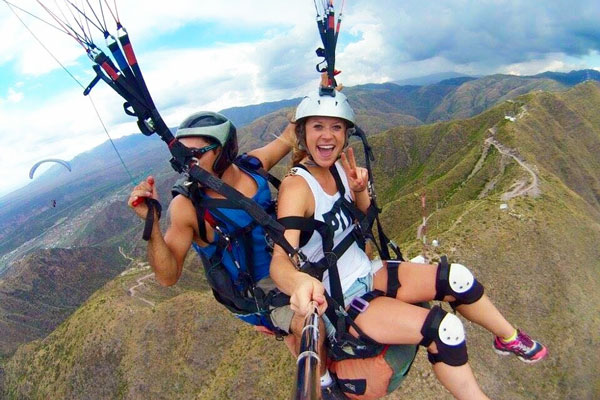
[1,70,599,399]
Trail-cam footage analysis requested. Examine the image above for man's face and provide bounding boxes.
[179,136,221,174]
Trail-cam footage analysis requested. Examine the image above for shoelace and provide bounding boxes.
[513,334,535,352]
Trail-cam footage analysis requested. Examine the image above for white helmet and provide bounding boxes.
[294,90,355,127]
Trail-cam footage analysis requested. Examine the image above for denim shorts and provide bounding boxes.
[323,272,374,339]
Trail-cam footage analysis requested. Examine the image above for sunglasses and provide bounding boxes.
[188,143,219,158]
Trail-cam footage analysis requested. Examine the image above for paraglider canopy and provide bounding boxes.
[29,159,72,179]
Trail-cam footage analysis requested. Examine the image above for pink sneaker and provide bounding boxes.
[493,330,548,363]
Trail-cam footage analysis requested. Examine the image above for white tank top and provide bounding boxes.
[290,161,371,296]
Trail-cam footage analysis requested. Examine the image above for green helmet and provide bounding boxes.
[176,111,238,176]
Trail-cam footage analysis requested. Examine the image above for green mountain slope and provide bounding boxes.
[0,247,128,356]
[2,80,600,399]
[3,256,296,400]
[366,82,600,399]
[426,74,566,122]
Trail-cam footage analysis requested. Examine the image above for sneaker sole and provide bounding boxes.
[494,348,512,357]
[494,347,548,363]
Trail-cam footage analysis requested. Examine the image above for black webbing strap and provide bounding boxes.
[234,154,282,189]
[278,212,332,250]
[197,197,243,210]
[329,166,373,235]
[278,216,317,232]
[265,173,282,190]
[385,260,402,298]
[184,163,301,260]
[282,217,356,282]
[434,256,449,301]
[346,289,385,322]
[265,289,291,308]
[419,305,445,347]
[142,198,162,241]
[324,292,383,349]
[326,253,345,317]
[206,234,229,271]
[329,164,346,199]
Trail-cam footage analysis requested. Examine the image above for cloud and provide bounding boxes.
[0,87,24,104]
[0,81,126,196]
[6,88,23,103]
[0,21,326,197]
[348,0,600,75]
[4,0,600,82]
[0,0,312,78]
[3,0,600,197]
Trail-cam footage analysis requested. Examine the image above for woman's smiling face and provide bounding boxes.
[304,116,347,167]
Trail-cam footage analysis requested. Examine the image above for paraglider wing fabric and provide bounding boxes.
[29,159,72,179]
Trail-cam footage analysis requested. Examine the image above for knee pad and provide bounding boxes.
[434,256,484,307]
[419,306,468,366]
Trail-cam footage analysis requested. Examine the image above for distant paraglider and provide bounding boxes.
[29,159,72,179]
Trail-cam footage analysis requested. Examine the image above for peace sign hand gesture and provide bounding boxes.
[340,147,368,194]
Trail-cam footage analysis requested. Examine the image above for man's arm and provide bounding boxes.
[248,121,296,171]
[129,176,200,287]
[148,195,197,286]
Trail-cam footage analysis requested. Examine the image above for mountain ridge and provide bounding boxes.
[1,75,600,399]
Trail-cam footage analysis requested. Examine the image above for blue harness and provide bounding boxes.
[172,155,288,330]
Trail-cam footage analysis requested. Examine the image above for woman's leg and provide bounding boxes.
[352,296,490,400]
[373,261,514,338]
[432,362,490,400]
[454,295,514,338]
[373,260,547,362]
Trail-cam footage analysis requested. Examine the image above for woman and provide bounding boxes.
[270,90,547,400]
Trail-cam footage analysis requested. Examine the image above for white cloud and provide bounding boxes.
[0,82,125,197]
[0,0,312,78]
[501,54,571,76]
[500,51,600,76]
[0,12,321,197]
[6,88,23,103]
[2,0,600,197]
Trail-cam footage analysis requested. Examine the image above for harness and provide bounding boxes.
[171,154,289,329]
[278,162,405,361]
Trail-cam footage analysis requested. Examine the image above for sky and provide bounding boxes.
[1,0,600,198]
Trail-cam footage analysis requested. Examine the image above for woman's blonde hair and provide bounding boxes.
[291,122,308,166]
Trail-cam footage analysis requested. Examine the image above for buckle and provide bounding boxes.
[349,296,369,313]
